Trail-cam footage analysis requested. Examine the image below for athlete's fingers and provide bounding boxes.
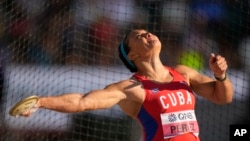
[209,53,227,76]
[20,107,37,117]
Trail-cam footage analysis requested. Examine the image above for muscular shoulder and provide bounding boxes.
[173,64,215,89]
[104,77,141,95]
[174,65,200,77]
[173,64,202,85]
[114,78,144,117]
[107,77,138,89]
[109,77,144,102]
[174,64,193,73]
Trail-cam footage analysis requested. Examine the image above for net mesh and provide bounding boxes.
[0,0,249,141]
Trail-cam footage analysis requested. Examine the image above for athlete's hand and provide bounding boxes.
[20,101,40,117]
[209,53,227,78]
[20,107,38,117]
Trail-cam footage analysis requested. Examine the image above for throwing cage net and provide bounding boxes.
[0,0,249,141]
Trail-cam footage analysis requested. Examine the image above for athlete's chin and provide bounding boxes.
[149,40,161,48]
[151,42,161,49]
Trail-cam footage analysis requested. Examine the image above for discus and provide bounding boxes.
[9,95,39,116]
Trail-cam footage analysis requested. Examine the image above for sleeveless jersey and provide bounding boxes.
[133,67,200,141]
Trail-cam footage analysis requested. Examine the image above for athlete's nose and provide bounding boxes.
[146,32,152,39]
[146,33,151,38]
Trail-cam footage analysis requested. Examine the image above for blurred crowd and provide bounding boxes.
[0,0,249,69]
[0,1,250,140]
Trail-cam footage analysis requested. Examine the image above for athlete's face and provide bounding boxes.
[126,29,161,58]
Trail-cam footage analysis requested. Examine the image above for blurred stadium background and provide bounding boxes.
[0,0,249,141]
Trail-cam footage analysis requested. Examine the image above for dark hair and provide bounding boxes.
[118,35,138,73]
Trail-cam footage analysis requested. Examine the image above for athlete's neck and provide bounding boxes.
[136,59,170,82]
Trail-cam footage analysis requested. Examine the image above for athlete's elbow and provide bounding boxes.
[220,98,233,105]
[226,95,233,104]
[215,94,233,105]
[64,94,88,112]
[225,91,234,104]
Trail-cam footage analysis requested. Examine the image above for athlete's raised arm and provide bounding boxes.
[175,53,234,105]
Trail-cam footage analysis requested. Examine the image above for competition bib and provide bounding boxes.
[160,110,199,139]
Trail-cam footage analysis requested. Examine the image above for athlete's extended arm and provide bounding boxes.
[21,82,127,116]
[175,53,234,105]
